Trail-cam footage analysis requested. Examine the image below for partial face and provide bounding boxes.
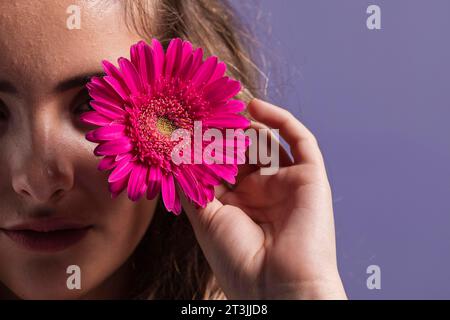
[0,0,157,299]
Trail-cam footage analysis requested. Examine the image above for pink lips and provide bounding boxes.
[1,219,92,253]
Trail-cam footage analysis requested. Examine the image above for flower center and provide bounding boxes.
[126,78,211,173]
[156,116,177,136]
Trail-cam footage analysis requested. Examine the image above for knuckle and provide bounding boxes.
[307,133,319,146]
[297,163,329,185]
[281,109,294,121]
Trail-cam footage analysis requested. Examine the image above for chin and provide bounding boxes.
[1,272,93,300]
[0,255,98,300]
[13,285,88,300]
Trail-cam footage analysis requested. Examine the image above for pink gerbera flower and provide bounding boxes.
[81,38,250,215]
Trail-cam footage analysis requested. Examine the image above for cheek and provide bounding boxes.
[76,197,157,293]
[70,135,155,252]
[68,125,111,197]
[99,196,157,251]
[46,120,157,245]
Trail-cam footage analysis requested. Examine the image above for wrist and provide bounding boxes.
[262,273,347,300]
[293,276,347,300]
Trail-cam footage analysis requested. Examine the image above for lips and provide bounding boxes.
[1,219,92,253]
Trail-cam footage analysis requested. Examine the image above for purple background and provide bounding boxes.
[230,0,450,299]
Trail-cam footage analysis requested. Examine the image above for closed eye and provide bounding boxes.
[72,88,94,116]
[0,99,9,121]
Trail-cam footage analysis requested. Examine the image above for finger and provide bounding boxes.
[178,183,257,236]
[247,98,324,165]
[180,188,224,227]
[213,186,228,202]
[233,120,293,185]
[248,120,294,167]
[179,189,265,296]
[179,188,263,255]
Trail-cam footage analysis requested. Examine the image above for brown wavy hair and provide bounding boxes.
[120,0,266,299]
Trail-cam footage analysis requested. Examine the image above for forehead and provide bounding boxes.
[0,0,142,94]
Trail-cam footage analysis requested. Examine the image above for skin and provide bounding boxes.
[183,99,347,299]
[0,0,346,299]
[0,1,156,299]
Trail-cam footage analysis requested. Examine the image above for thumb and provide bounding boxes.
[178,186,224,238]
[178,185,264,263]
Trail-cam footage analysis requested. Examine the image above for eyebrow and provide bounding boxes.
[55,72,105,92]
[0,72,105,94]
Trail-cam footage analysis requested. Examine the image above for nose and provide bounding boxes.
[12,161,73,203]
[11,107,74,204]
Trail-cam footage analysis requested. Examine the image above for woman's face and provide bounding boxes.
[0,1,157,299]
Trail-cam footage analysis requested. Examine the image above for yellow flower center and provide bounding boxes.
[156,116,177,136]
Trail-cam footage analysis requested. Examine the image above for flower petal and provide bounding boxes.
[108,157,134,183]
[118,57,143,95]
[205,78,241,102]
[181,41,193,68]
[206,61,226,85]
[179,53,193,81]
[87,77,123,107]
[190,165,222,186]
[208,164,238,184]
[151,39,165,81]
[104,76,130,101]
[94,138,134,156]
[164,38,183,78]
[191,56,218,87]
[86,124,126,142]
[203,77,230,100]
[212,100,246,113]
[138,42,156,88]
[115,153,132,162]
[146,166,162,200]
[97,156,116,171]
[127,163,148,201]
[202,114,250,129]
[80,111,112,126]
[102,60,123,81]
[130,41,142,71]
[173,189,181,215]
[90,100,126,120]
[186,166,216,205]
[189,48,203,77]
[109,174,129,198]
[161,173,176,212]
[176,168,200,205]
